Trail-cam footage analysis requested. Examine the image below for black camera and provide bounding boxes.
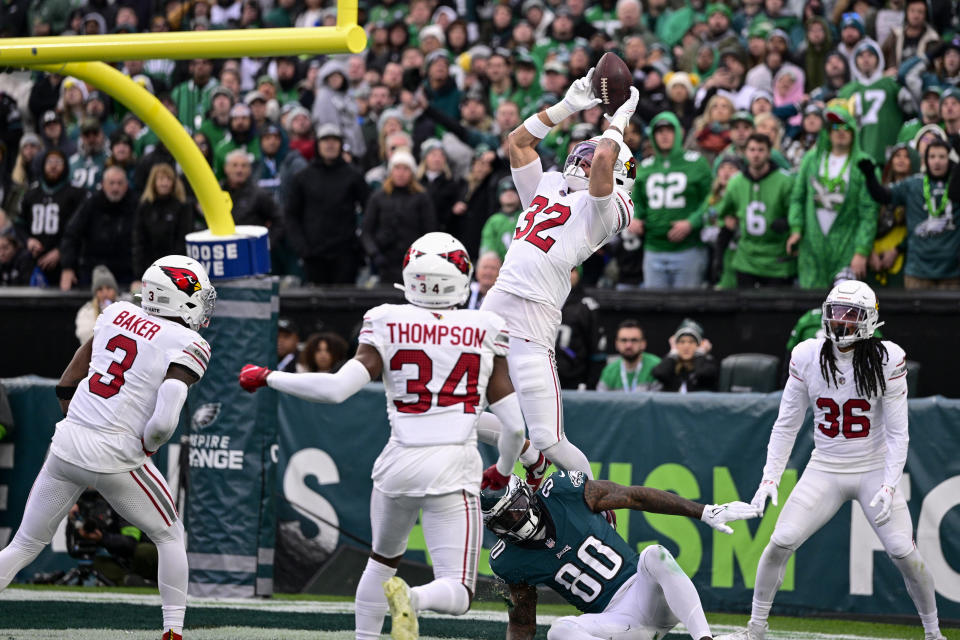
[66,490,115,559]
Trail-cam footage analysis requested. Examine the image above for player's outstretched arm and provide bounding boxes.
[480,356,526,490]
[583,480,758,534]
[238,344,382,403]
[56,338,93,414]
[506,583,538,640]
[508,67,601,169]
[142,364,196,455]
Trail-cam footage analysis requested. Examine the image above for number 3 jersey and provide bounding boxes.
[359,303,510,496]
[52,301,210,473]
[762,337,909,488]
[489,471,639,613]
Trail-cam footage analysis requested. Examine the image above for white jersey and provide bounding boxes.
[359,303,510,496]
[51,300,210,473]
[486,161,631,345]
[763,338,909,488]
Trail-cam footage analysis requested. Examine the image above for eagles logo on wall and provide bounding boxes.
[192,402,222,430]
[160,266,201,294]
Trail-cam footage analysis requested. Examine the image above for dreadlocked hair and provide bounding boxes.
[819,337,889,398]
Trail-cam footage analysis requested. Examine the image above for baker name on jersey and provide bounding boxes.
[112,309,162,341]
[385,322,486,348]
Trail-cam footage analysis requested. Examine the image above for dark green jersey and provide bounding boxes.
[489,471,639,614]
[718,166,796,278]
[837,76,902,165]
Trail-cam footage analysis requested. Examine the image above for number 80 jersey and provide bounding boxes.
[489,471,640,613]
[359,303,510,446]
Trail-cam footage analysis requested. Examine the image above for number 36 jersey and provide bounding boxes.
[490,471,639,614]
[493,166,632,312]
[360,303,510,496]
[51,300,210,473]
[762,337,909,485]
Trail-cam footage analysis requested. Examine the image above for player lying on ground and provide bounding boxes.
[719,280,945,640]
[479,66,639,484]
[0,255,217,640]
[239,232,526,640]
[480,472,758,640]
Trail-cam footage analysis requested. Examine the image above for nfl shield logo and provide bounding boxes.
[545,539,555,549]
[839,376,846,385]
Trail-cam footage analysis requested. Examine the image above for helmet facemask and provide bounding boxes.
[481,475,544,543]
[821,280,883,348]
[563,141,596,192]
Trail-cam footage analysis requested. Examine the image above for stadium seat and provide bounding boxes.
[719,353,781,393]
[905,360,921,398]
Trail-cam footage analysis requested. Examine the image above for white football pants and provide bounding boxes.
[0,453,187,632]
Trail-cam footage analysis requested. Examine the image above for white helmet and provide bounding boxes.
[821,279,884,347]
[562,136,637,193]
[140,255,217,331]
[396,232,473,308]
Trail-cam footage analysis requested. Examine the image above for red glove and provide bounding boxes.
[239,364,272,393]
[481,464,510,490]
[524,453,551,492]
[141,437,156,457]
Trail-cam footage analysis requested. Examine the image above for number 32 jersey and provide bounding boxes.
[490,471,639,613]
[493,165,632,312]
[359,303,509,496]
[762,337,909,486]
[52,301,210,473]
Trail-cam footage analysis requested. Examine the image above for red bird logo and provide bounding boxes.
[441,250,471,275]
[160,266,201,294]
[403,248,424,269]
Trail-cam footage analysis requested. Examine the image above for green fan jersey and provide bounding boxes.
[717,165,796,278]
[837,76,902,165]
[632,112,712,253]
[480,211,520,261]
[68,150,107,192]
[489,471,639,614]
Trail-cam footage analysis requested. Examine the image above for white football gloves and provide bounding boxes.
[546,67,601,124]
[869,484,895,526]
[700,501,760,534]
[607,86,639,133]
[751,478,779,513]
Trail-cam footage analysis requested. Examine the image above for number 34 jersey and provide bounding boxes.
[490,471,640,614]
[52,301,210,473]
[359,303,509,496]
[493,167,632,312]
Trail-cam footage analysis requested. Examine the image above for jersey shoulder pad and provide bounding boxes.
[168,329,211,380]
[881,341,907,379]
[359,304,395,346]
[683,150,702,163]
[788,338,820,376]
[542,470,587,498]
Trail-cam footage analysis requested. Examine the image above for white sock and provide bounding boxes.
[750,542,793,627]
[0,531,46,590]
[519,444,541,466]
[355,558,396,640]
[541,439,594,479]
[411,577,470,615]
[155,522,187,634]
[890,550,940,636]
[642,546,711,640]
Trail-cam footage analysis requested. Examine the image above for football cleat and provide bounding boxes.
[716,622,767,640]
[161,631,182,640]
[524,453,551,492]
[384,576,419,640]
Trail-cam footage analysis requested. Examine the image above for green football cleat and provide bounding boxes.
[383,576,419,640]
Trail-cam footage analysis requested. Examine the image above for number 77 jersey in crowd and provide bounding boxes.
[51,300,211,474]
[494,170,632,312]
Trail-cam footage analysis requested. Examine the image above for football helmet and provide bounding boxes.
[562,136,637,193]
[140,255,217,331]
[481,474,544,543]
[396,232,473,308]
[821,279,884,347]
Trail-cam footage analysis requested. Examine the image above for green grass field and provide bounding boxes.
[0,584,941,639]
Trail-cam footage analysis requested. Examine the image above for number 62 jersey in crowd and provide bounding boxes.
[51,300,211,474]
[358,303,510,497]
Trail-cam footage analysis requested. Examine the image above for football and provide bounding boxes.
[591,52,633,115]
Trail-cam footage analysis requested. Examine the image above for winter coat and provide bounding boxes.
[361,185,437,284]
[223,176,282,246]
[131,196,195,275]
[652,353,719,392]
[312,61,366,158]
[422,172,465,232]
[285,156,369,257]
[60,189,138,285]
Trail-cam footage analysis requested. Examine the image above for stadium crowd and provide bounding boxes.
[0,0,959,293]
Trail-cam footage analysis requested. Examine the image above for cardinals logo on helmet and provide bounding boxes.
[441,250,471,275]
[160,266,201,294]
[403,248,424,269]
